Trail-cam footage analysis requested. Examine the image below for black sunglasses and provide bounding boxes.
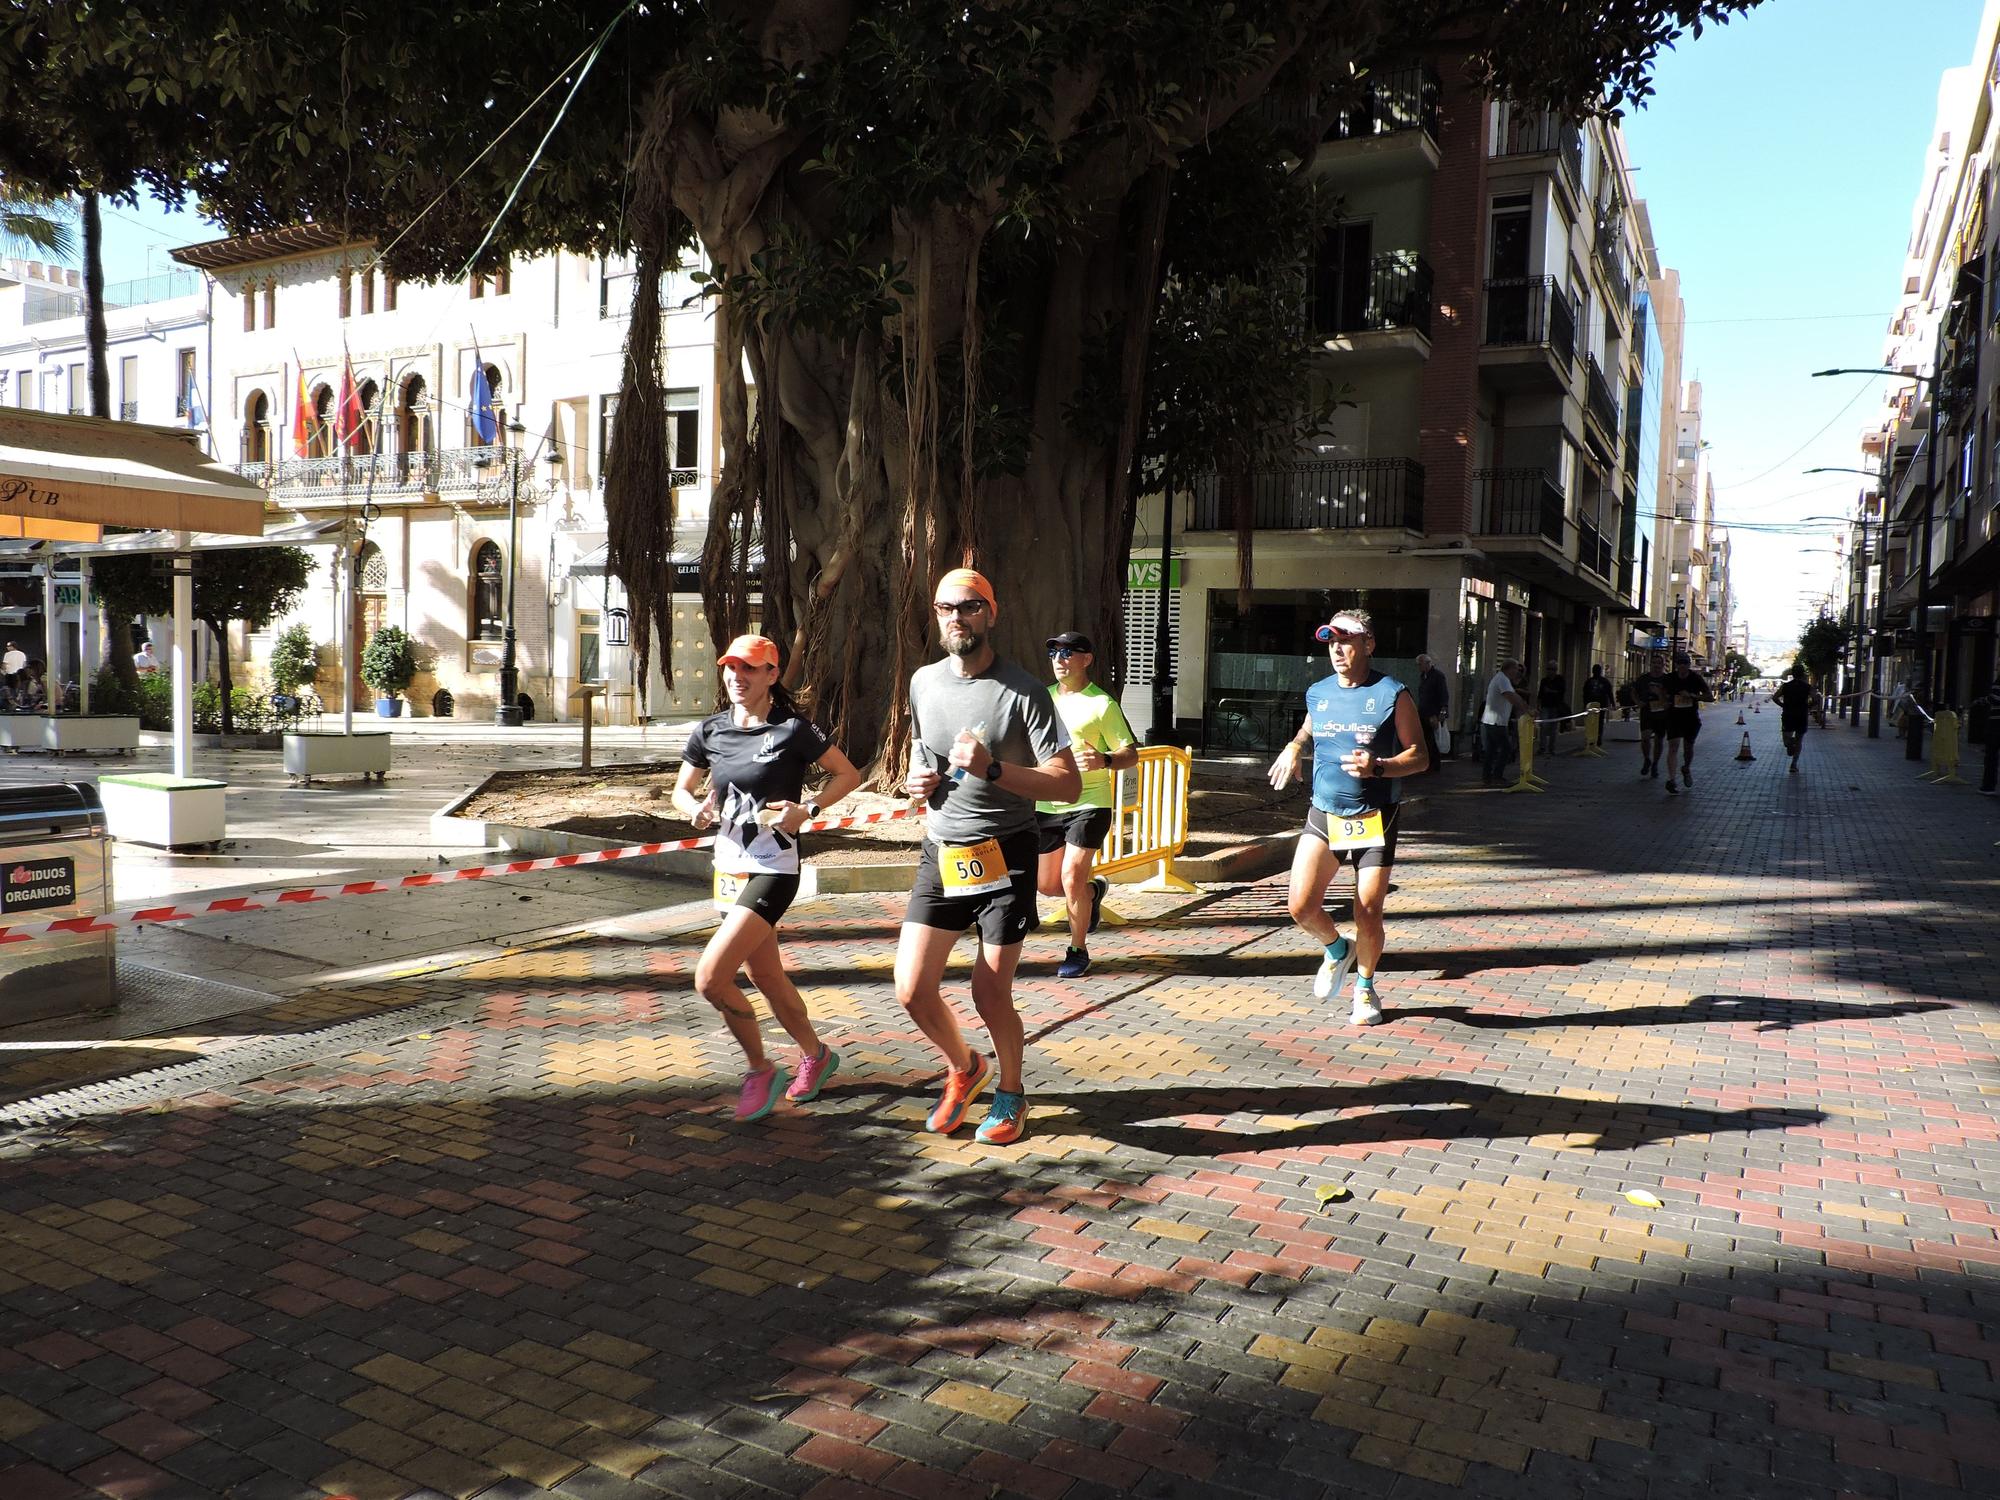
[932,599,988,618]
[1048,647,1082,660]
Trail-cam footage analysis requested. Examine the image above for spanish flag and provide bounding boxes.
[291,364,312,457]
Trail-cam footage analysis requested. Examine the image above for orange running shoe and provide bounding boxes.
[926,1053,992,1134]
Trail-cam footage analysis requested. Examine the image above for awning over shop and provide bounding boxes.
[0,410,268,537]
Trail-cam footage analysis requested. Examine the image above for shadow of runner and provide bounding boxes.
[1387,993,1954,1033]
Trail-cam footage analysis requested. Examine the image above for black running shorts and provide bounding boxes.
[725,873,800,927]
[904,829,1040,947]
[1036,807,1113,856]
[1303,804,1400,872]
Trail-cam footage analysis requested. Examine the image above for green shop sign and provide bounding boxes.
[1126,558,1183,591]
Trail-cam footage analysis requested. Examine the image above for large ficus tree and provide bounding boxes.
[1,0,1758,767]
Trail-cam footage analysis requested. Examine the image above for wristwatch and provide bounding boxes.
[983,760,1004,782]
[806,801,822,818]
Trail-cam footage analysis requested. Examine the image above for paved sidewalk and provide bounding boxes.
[0,708,1996,1499]
[0,720,703,1006]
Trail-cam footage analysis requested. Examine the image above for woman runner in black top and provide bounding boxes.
[672,635,862,1122]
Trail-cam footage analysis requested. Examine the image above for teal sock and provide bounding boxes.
[1325,937,1349,960]
[1355,973,1375,991]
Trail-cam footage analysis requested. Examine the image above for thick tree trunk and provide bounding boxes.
[206,619,233,734]
[82,192,109,419]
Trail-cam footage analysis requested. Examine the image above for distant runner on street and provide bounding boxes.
[1035,630,1138,979]
[1663,651,1712,795]
[674,634,862,1121]
[1632,651,1671,780]
[1267,609,1428,1026]
[898,568,1079,1146]
[1774,665,1814,773]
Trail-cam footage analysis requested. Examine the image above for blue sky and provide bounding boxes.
[1623,0,1988,653]
[98,1,1987,652]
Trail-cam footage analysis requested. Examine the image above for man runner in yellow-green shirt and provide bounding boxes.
[1036,631,1139,978]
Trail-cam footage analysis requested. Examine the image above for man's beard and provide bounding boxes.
[943,628,986,659]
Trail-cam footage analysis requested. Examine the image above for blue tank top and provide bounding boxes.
[1306,670,1407,817]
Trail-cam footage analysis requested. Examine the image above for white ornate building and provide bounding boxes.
[169,227,723,722]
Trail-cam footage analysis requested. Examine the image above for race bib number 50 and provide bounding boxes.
[939,837,1010,896]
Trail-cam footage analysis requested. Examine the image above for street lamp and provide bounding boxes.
[476,419,531,725]
[1812,360,1938,761]
[1798,500,1882,728]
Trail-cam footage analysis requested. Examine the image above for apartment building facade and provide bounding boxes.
[167,228,722,723]
[1134,60,1665,752]
[1850,0,2000,721]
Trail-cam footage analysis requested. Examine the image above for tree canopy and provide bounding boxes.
[2,0,1764,765]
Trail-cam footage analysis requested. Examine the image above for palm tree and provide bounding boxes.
[0,191,75,261]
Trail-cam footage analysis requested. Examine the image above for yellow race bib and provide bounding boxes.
[1327,810,1385,850]
[713,870,746,911]
[938,837,1010,896]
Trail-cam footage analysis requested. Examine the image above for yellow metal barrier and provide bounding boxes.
[1504,716,1548,793]
[1574,705,1608,757]
[1922,709,1966,785]
[1095,744,1197,892]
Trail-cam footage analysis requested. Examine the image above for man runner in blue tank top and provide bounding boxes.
[1267,609,1429,1024]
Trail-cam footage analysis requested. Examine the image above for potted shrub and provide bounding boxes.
[359,625,417,717]
[268,622,318,698]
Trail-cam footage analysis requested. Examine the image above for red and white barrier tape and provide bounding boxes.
[0,805,920,945]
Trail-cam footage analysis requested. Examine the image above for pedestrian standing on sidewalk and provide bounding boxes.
[1267,609,1428,1025]
[1035,630,1138,978]
[898,568,1079,1146]
[1536,663,1567,756]
[1479,661,1529,785]
[1774,665,1814,774]
[1415,653,1451,772]
[1979,669,2000,795]
[1582,663,1615,740]
[673,634,863,1121]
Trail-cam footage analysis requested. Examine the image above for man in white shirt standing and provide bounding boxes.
[1478,660,1529,786]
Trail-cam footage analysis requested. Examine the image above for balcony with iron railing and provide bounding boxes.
[1479,277,1576,397]
[1578,517,1614,580]
[234,446,550,500]
[1257,63,1441,146]
[1473,468,1567,545]
[1188,459,1425,532]
[1312,252,1434,342]
[1490,109,1584,190]
[1585,356,1620,437]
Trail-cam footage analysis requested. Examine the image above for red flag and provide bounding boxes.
[290,365,312,457]
[335,358,366,450]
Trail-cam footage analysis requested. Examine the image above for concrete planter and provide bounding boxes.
[99,772,228,850]
[191,731,283,751]
[0,715,144,755]
[284,731,393,784]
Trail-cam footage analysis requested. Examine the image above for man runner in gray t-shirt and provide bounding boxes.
[899,567,1078,1147]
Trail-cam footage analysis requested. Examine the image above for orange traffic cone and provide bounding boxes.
[1736,709,1746,725]
[1735,732,1755,762]
[1753,702,1760,713]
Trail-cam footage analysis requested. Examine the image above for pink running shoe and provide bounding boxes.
[786,1045,841,1102]
[734,1065,787,1122]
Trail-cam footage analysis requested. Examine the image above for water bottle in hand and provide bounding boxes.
[949,722,989,782]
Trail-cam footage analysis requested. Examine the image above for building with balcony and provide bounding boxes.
[1847,4,2000,718]
[168,229,722,723]
[1130,63,1656,751]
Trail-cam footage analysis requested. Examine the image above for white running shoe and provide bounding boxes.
[1314,938,1355,1000]
[1350,986,1385,1026]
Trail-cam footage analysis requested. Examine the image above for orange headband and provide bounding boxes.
[933,567,997,621]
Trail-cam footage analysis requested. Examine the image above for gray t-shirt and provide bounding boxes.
[909,654,1070,842]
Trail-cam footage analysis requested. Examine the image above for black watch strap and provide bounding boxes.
[984,759,1004,782]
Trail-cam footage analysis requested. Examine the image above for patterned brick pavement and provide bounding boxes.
[1,708,1997,1499]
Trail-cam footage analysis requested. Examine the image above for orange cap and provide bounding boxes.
[717,634,779,669]
[933,567,997,621]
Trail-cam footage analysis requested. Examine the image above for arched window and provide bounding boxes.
[243,391,270,465]
[471,541,504,640]
[351,380,380,456]
[469,363,505,447]
[309,385,335,458]
[398,374,432,481]
[355,541,388,593]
